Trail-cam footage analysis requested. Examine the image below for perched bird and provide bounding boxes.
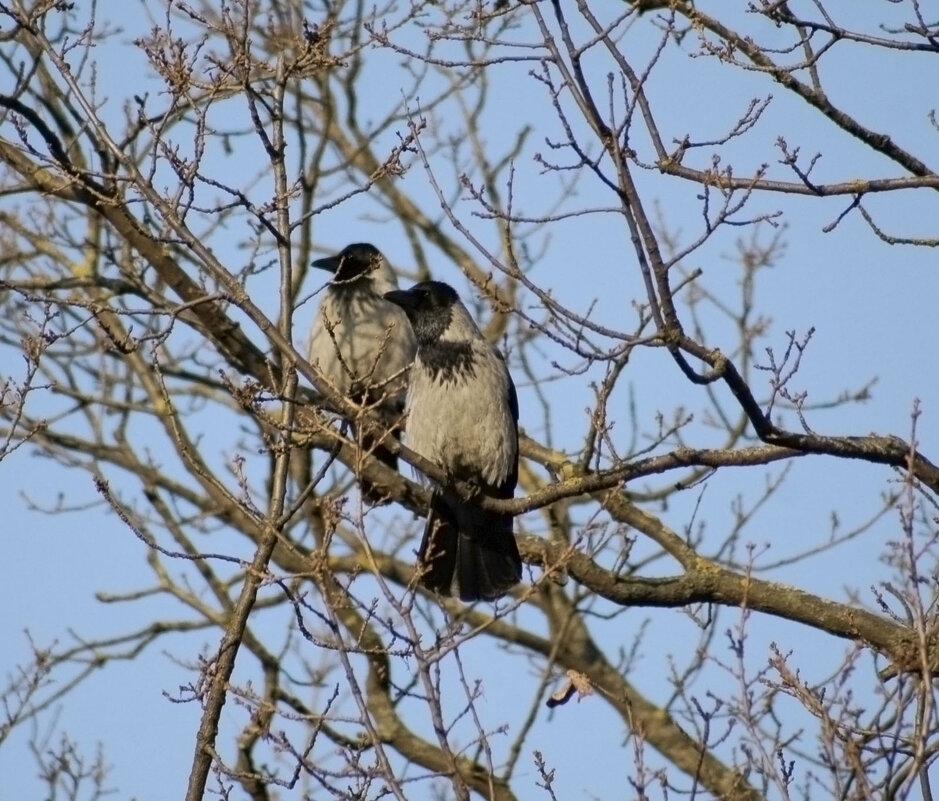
[310,243,416,492]
[384,281,522,601]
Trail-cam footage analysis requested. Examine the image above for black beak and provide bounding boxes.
[312,254,341,272]
[383,289,416,309]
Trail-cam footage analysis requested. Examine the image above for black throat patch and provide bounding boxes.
[419,341,476,383]
[409,302,452,344]
[328,274,370,295]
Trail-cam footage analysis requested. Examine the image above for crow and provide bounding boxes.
[384,280,522,601]
[310,243,416,497]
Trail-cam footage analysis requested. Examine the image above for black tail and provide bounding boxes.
[418,491,522,601]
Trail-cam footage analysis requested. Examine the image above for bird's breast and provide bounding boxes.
[406,346,517,488]
[310,291,416,399]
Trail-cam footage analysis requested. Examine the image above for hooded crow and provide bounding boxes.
[384,280,522,601]
[310,243,416,493]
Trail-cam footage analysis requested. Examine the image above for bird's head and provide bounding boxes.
[312,243,398,291]
[384,281,479,344]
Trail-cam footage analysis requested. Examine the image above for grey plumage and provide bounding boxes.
[384,280,522,601]
[310,243,416,487]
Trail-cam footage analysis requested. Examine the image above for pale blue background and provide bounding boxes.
[2,2,937,798]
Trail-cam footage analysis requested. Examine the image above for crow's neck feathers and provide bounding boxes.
[418,340,476,383]
[410,295,486,382]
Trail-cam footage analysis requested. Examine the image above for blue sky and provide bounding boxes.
[2,2,938,798]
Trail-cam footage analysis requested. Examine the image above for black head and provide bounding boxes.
[383,281,460,343]
[312,242,382,283]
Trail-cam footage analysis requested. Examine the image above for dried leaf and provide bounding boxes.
[546,670,593,708]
